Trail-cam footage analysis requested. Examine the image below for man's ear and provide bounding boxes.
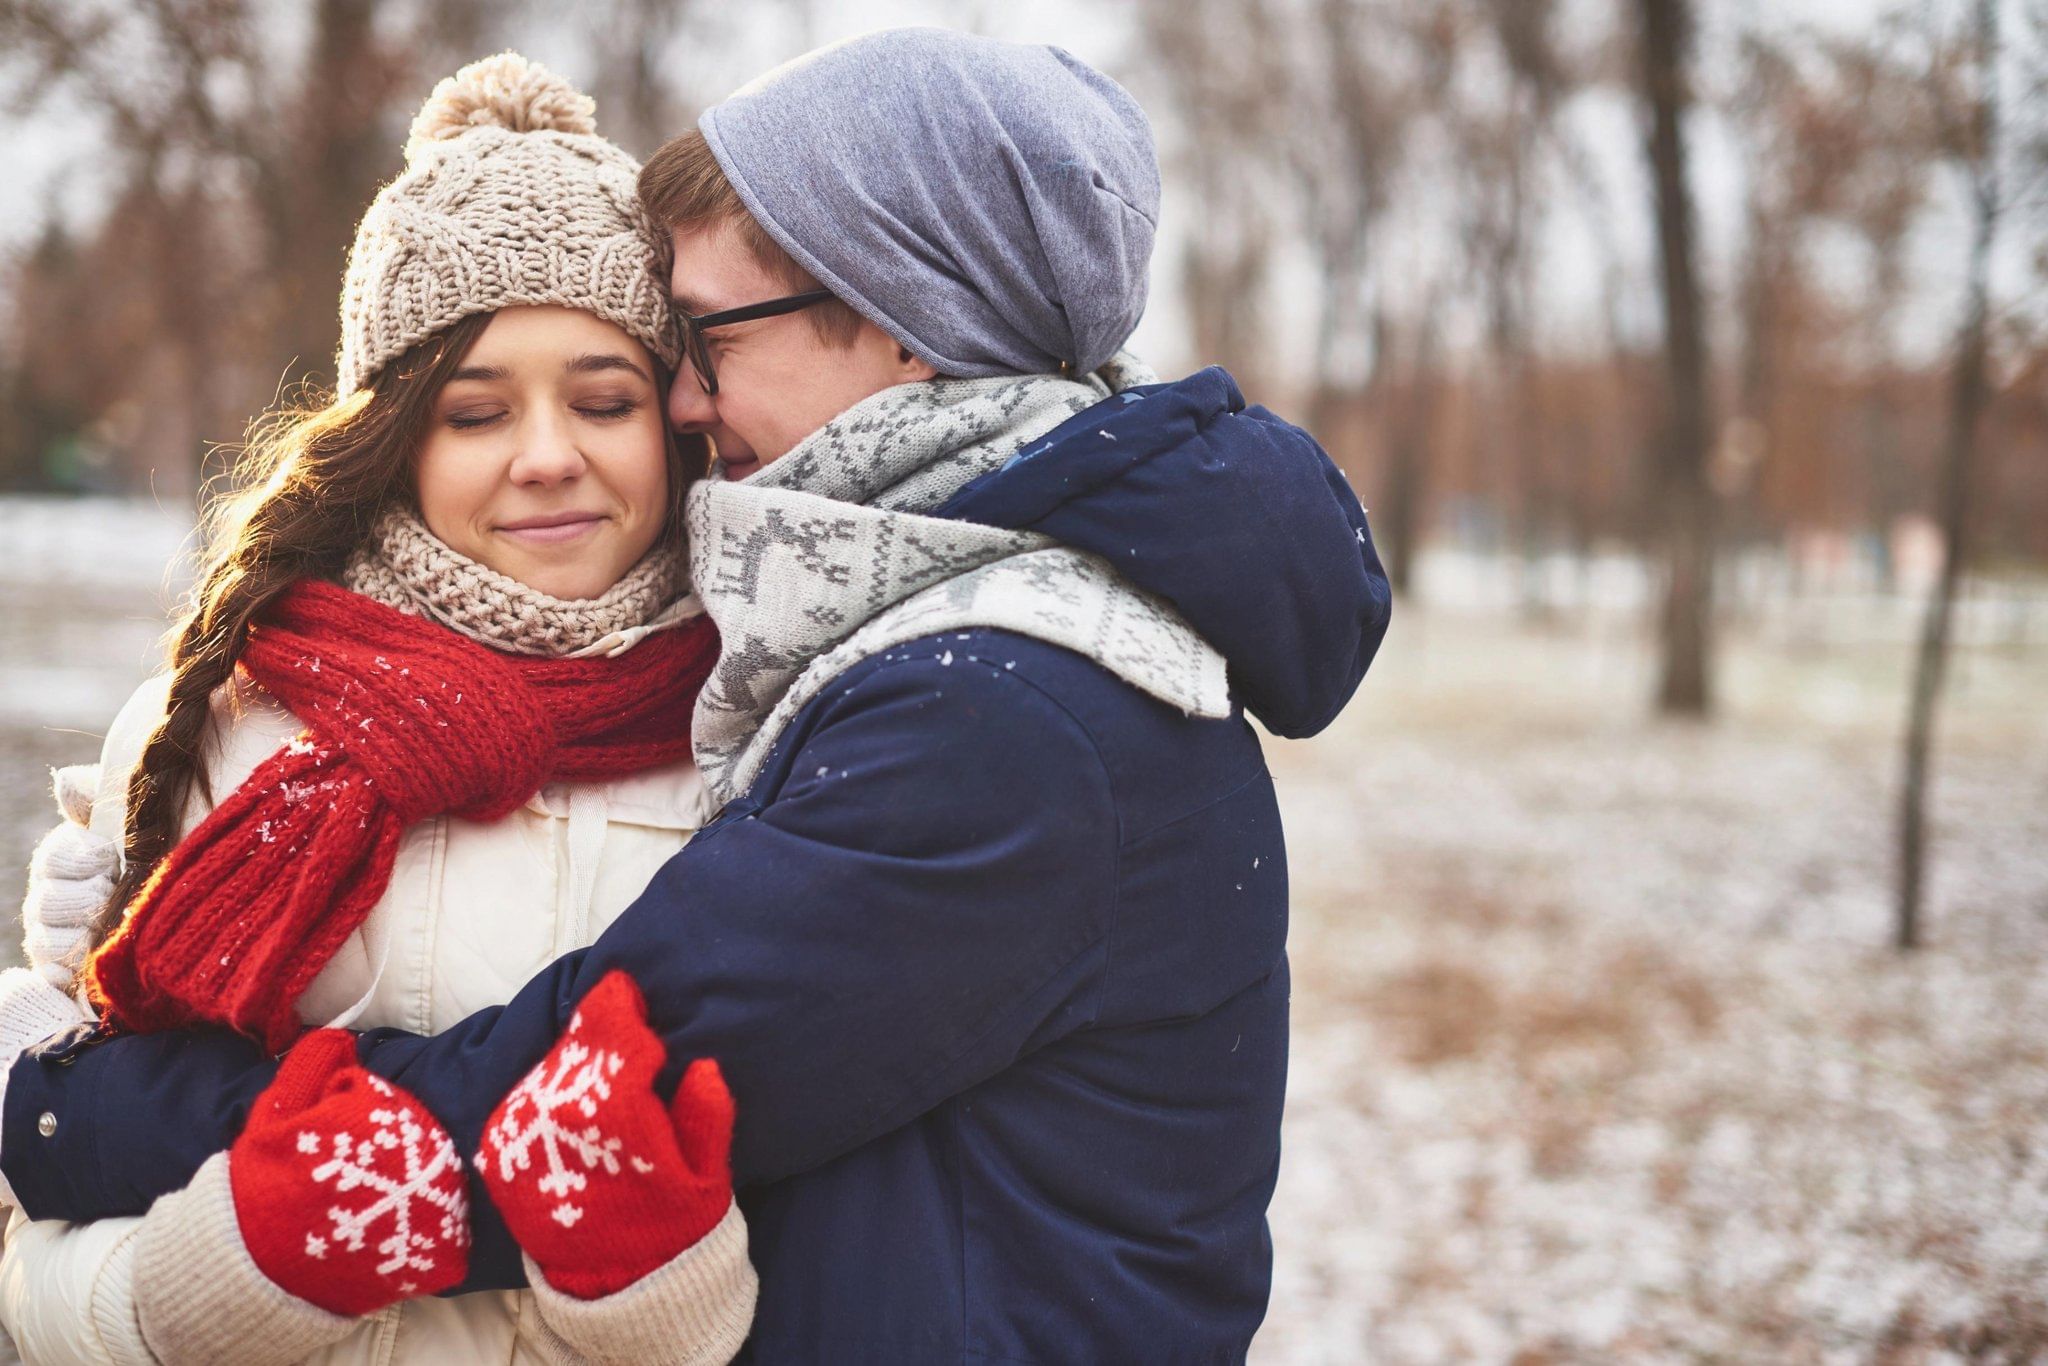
[897,346,939,383]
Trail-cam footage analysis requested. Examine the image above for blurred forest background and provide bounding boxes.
[1,0,2046,1360]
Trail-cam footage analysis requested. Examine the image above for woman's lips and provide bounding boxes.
[720,456,760,480]
[496,515,606,545]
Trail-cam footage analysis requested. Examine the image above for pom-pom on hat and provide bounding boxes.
[334,52,678,398]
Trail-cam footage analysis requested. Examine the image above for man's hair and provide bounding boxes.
[639,129,865,349]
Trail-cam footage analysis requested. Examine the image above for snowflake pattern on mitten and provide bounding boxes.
[296,1075,469,1288]
[479,1024,637,1229]
[478,970,735,1299]
[231,1029,470,1315]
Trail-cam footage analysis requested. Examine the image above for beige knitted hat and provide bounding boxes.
[334,52,680,398]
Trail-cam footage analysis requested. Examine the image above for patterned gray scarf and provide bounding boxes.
[685,354,1229,805]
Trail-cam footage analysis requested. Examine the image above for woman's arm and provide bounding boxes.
[0,751,163,1366]
[3,1190,348,1366]
[3,1155,753,1366]
[128,1155,362,1366]
[20,764,112,990]
[0,682,366,1366]
[0,1186,360,1366]
[0,1209,151,1366]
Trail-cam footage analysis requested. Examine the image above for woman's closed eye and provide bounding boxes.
[574,398,643,422]
[442,398,643,431]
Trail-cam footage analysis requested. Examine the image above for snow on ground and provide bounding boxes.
[0,499,195,905]
[2,499,2044,1361]
[0,497,193,729]
[1254,597,2048,1363]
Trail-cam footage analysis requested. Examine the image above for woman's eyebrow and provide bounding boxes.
[566,353,653,383]
[448,363,511,383]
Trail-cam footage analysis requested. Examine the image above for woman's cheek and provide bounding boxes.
[414,436,504,551]
[614,420,672,524]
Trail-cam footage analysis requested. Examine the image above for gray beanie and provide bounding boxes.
[698,27,1159,378]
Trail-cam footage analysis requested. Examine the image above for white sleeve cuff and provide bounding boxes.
[133,1152,361,1366]
[0,968,93,1210]
[523,1199,757,1366]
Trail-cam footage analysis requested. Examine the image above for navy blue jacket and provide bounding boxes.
[5,369,1390,1362]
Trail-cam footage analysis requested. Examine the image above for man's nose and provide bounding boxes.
[668,365,717,433]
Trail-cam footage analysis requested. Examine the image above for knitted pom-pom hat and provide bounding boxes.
[334,52,679,398]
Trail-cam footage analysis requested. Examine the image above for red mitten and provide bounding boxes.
[230,1028,470,1314]
[477,970,735,1299]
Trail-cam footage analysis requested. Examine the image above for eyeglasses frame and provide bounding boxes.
[676,290,837,396]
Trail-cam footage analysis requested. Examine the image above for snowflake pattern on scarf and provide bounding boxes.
[684,353,1231,804]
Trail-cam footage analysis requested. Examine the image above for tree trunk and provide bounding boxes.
[1636,0,1715,715]
[1899,0,1999,952]
[1380,308,1440,598]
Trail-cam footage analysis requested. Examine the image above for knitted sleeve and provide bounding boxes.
[0,1160,359,1366]
[129,1153,361,1365]
[0,681,183,1365]
[521,1202,756,1365]
[3,1155,752,1366]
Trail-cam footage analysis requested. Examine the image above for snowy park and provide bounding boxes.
[5,0,2048,1355]
[1257,582,2048,1362]
[4,496,2043,1362]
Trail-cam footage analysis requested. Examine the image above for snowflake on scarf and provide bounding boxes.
[475,1010,631,1228]
[298,1076,469,1291]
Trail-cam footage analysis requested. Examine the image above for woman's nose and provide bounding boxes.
[507,414,588,486]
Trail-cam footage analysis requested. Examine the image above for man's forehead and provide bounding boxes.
[667,222,778,313]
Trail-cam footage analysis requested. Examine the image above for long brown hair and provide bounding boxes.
[100,312,700,945]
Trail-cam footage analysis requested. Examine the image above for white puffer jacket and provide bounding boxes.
[0,664,755,1366]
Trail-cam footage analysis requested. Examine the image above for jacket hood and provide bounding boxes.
[935,367,1391,737]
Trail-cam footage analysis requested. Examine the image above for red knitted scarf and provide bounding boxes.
[88,579,718,1052]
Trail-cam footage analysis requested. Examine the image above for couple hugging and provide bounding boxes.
[0,28,1390,1366]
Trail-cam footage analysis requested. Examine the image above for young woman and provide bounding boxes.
[0,54,755,1365]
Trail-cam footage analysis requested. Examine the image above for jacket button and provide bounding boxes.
[36,1112,57,1138]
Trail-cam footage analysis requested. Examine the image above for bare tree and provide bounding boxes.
[1131,0,1294,394]
[587,0,705,156]
[1635,0,1716,715]
[1824,31,1945,591]
[1898,0,2015,950]
[1297,0,1406,443]
[0,0,495,493]
[1723,24,1940,588]
[1375,298,1443,597]
[1453,0,1578,614]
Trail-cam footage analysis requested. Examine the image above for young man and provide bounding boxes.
[3,29,1390,1361]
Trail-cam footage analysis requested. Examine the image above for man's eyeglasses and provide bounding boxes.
[677,290,835,397]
